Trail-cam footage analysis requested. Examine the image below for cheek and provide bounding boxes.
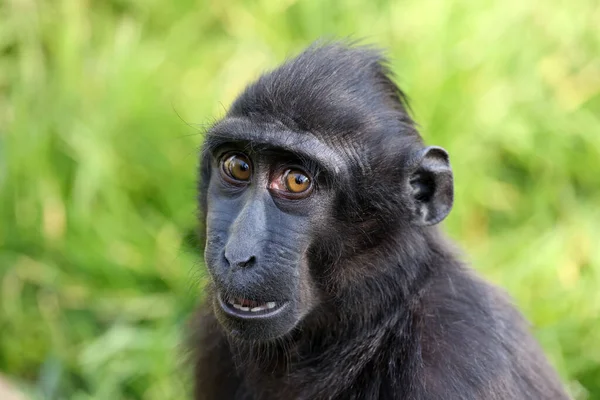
[298,254,319,312]
[203,200,236,252]
[203,225,227,269]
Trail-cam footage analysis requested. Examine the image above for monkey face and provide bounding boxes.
[200,122,453,342]
[202,135,332,341]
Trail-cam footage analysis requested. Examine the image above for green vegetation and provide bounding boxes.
[1,0,599,398]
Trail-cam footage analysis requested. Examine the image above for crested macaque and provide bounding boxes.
[190,41,570,400]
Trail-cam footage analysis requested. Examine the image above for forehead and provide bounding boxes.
[204,116,349,175]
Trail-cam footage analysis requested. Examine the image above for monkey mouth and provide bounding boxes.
[217,292,288,319]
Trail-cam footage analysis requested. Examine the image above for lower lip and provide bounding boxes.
[217,292,289,320]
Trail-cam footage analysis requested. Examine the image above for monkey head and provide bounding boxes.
[198,43,454,341]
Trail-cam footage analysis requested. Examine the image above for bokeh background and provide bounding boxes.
[1,0,599,399]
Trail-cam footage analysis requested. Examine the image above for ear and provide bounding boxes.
[407,146,454,226]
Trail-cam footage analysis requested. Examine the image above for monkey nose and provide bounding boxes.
[224,252,257,270]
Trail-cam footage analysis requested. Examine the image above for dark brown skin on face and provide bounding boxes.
[189,42,570,400]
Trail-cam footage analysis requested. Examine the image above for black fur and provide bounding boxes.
[190,41,569,400]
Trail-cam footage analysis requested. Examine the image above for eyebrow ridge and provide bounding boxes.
[205,117,348,175]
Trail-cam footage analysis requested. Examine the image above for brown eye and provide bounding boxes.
[221,153,252,182]
[284,169,311,193]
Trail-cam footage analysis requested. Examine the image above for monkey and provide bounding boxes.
[189,41,570,400]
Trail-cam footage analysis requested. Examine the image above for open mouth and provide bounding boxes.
[217,292,288,319]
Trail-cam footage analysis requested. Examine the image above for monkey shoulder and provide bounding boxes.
[401,267,569,400]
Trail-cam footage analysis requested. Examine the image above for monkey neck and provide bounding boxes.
[331,225,448,304]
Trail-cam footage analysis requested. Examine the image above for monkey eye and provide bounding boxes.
[269,168,313,199]
[285,170,311,193]
[220,153,252,183]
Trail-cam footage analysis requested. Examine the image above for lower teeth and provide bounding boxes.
[229,301,278,313]
[232,304,250,312]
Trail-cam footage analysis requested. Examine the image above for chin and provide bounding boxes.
[212,291,302,341]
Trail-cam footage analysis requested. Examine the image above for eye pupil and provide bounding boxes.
[233,161,249,174]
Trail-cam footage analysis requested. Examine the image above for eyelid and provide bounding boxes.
[213,145,243,160]
[273,164,311,182]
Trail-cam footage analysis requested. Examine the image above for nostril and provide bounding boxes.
[241,256,256,269]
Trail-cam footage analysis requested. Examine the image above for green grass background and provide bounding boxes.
[1,0,599,398]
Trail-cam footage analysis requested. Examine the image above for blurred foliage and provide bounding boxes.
[0,0,599,399]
